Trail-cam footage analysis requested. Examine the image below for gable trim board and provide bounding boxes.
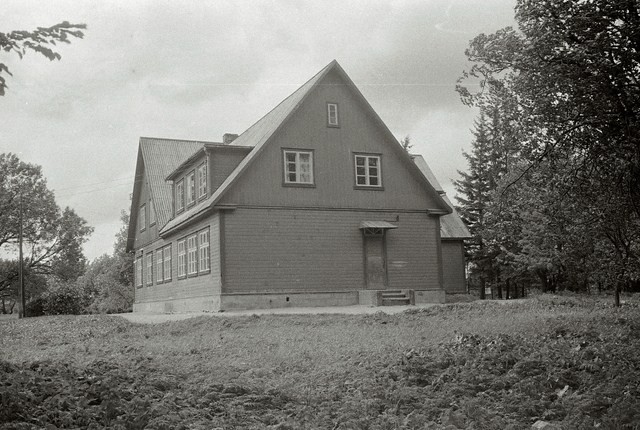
[129,60,469,312]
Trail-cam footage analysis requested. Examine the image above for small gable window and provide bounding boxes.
[149,200,156,226]
[139,204,146,232]
[176,180,185,213]
[186,171,196,206]
[197,162,207,199]
[354,154,382,188]
[327,103,339,127]
[283,149,314,186]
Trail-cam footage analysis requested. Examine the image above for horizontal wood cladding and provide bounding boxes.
[386,214,441,290]
[222,208,440,294]
[210,150,249,193]
[220,69,441,211]
[441,241,467,293]
[134,213,221,304]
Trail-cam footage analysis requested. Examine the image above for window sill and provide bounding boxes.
[282,182,316,188]
[199,269,211,275]
[354,185,384,191]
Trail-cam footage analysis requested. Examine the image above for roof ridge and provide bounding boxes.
[140,136,223,145]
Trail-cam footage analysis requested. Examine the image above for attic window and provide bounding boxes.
[186,171,196,206]
[149,200,156,226]
[283,149,314,186]
[139,204,146,232]
[197,162,207,199]
[176,179,185,213]
[327,103,339,127]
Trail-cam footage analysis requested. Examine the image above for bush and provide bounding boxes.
[26,278,87,316]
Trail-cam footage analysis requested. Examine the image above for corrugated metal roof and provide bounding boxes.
[160,61,336,235]
[412,155,472,240]
[140,137,208,228]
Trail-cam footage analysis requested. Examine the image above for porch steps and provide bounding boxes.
[381,290,411,306]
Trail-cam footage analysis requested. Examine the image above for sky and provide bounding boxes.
[1,0,516,261]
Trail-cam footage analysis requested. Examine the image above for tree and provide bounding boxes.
[77,211,134,313]
[457,0,640,305]
[400,135,412,153]
[0,21,86,95]
[0,153,93,312]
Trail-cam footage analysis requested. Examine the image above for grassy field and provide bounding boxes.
[1,295,640,429]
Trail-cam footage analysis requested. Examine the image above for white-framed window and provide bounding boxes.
[198,228,210,273]
[187,234,198,275]
[146,252,153,286]
[197,162,207,199]
[139,204,146,232]
[135,256,143,288]
[186,171,196,206]
[283,150,314,185]
[354,154,382,187]
[149,200,156,226]
[163,244,172,282]
[176,179,185,213]
[177,239,186,278]
[327,102,339,127]
[156,249,163,283]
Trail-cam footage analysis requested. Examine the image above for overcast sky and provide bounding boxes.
[1,0,515,260]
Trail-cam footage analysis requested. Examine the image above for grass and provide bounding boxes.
[1,294,640,429]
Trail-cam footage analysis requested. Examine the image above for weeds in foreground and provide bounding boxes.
[1,297,639,429]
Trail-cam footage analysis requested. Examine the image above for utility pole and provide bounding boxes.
[18,191,25,318]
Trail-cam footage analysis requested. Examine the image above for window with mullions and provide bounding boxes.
[283,150,314,185]
[135,256,143,288]
[163,244,172,282]
[139,204,146,232]
[156,249,163,283]
[176,180,185,213]
[197,163,207,199]
[198,228,210,273]
[187,234,198,275]
[186,171,196,206]
[354,154,382,188]
[327,103,339,127]
[177,239,186,278]
[146,253,153,286]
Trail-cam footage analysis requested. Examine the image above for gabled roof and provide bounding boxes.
[412,154,472,240]
[160,60,452,236]
[126,137,214,251]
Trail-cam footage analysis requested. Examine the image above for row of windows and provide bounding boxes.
[176,162,207,214]
[135,227,210,288]
[283,151,382,188]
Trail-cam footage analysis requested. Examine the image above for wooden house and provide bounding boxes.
[127,60,470,312]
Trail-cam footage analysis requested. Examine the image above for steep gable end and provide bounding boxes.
[160,60,452,235]
[127,137,206,250]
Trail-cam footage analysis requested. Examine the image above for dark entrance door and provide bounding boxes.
[364,232,387,289]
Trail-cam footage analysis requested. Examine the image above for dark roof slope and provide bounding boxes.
[412,154,471,240]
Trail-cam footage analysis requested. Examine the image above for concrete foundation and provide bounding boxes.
[133,295,221,313]
[220,291,359,311]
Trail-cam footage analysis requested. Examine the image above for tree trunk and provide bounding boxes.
[615,283,621,307]
[480,277,486,300]
[513,281,519,299]
[497,283,503,299]
[506,278,511,300]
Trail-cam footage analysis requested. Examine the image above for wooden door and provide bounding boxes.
[365,234,387,289]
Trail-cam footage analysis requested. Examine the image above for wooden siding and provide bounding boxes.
[222,208,440,294]
[210,150,249,193]
[441,241,467,293]
[219,68,441,211]
[134,213,222,305]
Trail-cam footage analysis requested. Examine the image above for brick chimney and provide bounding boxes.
[223,133,239,144]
